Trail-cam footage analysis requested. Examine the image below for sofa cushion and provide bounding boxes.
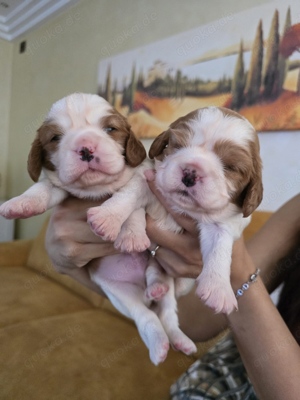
[0,265,92,328]
[0,239,33,267]
[0,308,219,400]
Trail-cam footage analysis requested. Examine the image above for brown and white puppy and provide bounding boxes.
[148,107,263,313]
[1,94,146,219]
[0,93,197,365]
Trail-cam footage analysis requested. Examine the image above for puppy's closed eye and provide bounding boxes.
[223,164,236,172]
[51,135,61,142]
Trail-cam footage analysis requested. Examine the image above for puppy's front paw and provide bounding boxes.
[0,196,47,219]
[87,207,122,241]
[196,273,237,314]
[114,229,150,253]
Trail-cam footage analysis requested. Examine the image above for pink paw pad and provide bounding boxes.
[146,283,169,301]
[157,343,169,363]
[163,342,170,351]
[172,340,197,355]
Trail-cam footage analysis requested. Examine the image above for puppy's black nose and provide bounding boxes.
[79,147,94,162]
[182,171,196,187]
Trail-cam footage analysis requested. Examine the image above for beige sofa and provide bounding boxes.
[0,211,271,399]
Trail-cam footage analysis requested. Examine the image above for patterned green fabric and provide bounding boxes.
[170,334,258,400]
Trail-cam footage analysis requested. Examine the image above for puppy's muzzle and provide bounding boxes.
[79,147,94,162]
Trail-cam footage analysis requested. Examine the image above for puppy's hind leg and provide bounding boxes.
[145,258,169,301]
[158,276,197,356]
[91,276,170,365]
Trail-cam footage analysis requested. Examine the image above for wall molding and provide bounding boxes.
[0,0,81,41]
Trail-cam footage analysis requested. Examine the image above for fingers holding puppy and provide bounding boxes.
[153,247,202,279]
[146,215,202,266]
[146,216,202,279]
[45,196,119,271]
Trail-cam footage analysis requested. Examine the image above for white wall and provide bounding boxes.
[258,131,300,212]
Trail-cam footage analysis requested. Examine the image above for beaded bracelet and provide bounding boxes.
[235,268,260,299]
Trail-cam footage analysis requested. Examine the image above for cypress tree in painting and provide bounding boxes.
[175,70,182,99]
[129,63,136,112]
[137,68,144,91]
[98,84,103,97]
[105,64,113,105]
[112,79,117,108]
[231,40,245,110]
[263,9,279,98]
[278,7,292,94]
[245,20,263,105]
[121,77,129,108]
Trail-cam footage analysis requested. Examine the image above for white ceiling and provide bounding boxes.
[0,0,81,41]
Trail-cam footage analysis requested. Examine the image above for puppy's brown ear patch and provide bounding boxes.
[242,139,263,218]
[101,109,146,167]
[27,134,43,182]
[149,129,171,159]
[125,130,146,167]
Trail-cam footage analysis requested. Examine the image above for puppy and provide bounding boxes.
[0,93,196,365]
[149,107,263,313]
[93,107,263,315]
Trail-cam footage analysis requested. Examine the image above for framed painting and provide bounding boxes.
[98,0,300,138]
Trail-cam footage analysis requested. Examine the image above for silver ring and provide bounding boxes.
[151,245,160,257]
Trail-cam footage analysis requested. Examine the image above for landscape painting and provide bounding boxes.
[98,0,300,138]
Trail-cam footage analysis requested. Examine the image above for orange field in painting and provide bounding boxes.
[239,90,300,131]
[116,90,300,138]
[122,92,231,138]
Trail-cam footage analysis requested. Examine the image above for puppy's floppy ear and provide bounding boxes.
[27,132,43,182]
[125,129,146,167]
[149,129,171,159]
[242,140,263,218]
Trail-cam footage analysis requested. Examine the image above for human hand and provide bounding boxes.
[146,178,203,279]
[45,196,119,273]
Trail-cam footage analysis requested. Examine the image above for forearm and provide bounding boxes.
[178,288,227,342]
[179,223,300,344]
[228,255,300,400]
[246,194,300,292]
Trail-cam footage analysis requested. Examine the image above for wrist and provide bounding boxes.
[230,240,257,292]
[230,265,257,294]
[226,275,272,324]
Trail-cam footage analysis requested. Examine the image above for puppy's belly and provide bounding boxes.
[89,252,148,288]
